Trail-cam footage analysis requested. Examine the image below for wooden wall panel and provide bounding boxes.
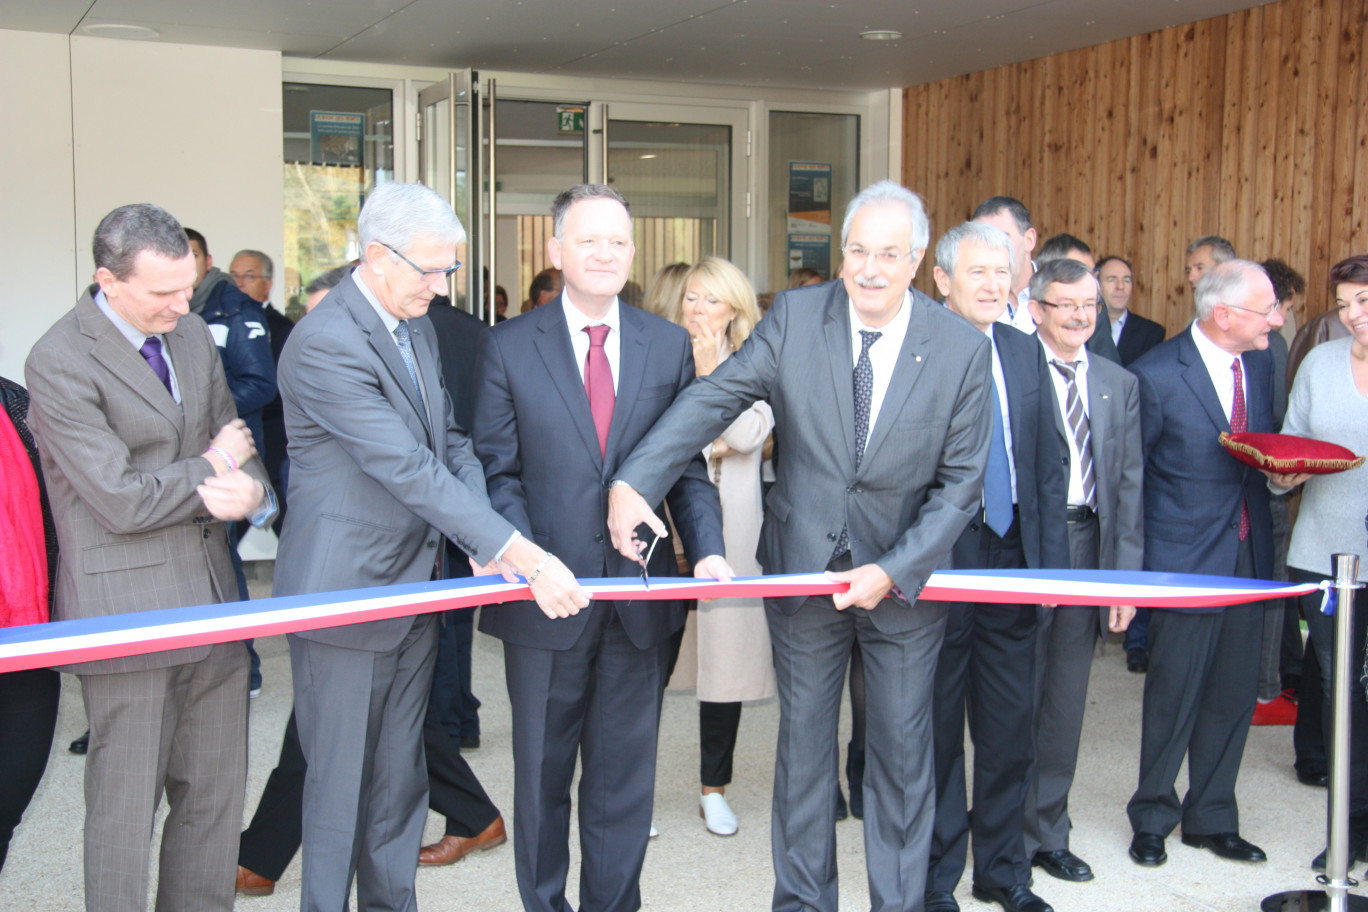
[901,0,1368,334]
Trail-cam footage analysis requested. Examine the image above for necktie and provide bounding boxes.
[1231,357,1250,541]
[983,380,1015,537]
[832,330,882,559]
[1051,360,1096,508]
[584,325,615,457]
[139,336,174,398]
[393,321,426,416]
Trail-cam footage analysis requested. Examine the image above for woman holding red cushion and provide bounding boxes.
[1274,253,1368,871]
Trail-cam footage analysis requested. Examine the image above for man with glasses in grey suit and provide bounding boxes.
[607,180,994,912]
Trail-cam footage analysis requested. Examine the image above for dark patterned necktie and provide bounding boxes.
[832,330,881,559]
[139,336,174,397]
[393,321,426,414]
[1231,357,1250,541]
[584,325,615,457]
[1051,360,1096,508]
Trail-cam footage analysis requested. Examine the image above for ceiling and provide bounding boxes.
[4,0,1270,91]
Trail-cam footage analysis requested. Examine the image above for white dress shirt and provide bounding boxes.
[1110,309,1128,346]
[1191,321,1245,423]
[847,291,912,452]
[563,292,622,394]
[95,289,181,403]
[985,325,1019,503]
[1040,338,1092,507]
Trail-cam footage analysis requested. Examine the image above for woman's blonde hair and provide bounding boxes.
[681,256,760,349]
[642,262,691,322]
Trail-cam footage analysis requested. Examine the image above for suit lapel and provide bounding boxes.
[78,293,184,431]
[408,318,442,444]
[1177,330,1231,433]
[607,305,648,466]
[1086,365,1112,502]
[341,288,432,435]
[532,299,604,467]
[859,297,929,474]
[822,292,857,470]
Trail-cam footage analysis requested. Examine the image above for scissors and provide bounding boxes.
[639,532,661,590]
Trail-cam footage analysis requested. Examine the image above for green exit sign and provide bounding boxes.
[557,105,585,134]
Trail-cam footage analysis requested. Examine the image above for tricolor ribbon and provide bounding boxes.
[0,570,1319,674]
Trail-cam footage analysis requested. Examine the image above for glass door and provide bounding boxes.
[417,70,479,315]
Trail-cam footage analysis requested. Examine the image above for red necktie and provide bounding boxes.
[584,325,614,457]
[1231,357,1250,541]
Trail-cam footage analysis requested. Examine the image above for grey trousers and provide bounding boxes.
[80,642,248,912]
[290,615,438,912]
[1024,514,1101,857]
[767,585,947,912]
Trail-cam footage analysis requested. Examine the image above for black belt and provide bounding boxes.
[1066,505,1096,523]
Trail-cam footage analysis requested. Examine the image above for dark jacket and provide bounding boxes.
[193,269,277,445]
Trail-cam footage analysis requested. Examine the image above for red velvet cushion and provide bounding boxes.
[1219,432,1366,475]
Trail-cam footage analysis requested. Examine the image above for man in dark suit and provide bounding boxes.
[1097,255,1165,367]
[607,181,995,912]
[1125,259,1285,867]
[1021,258,1144,883]
[25,203,275,912]
[276,182,587,912]
[473,184,726,912]
[925,222,1069,912]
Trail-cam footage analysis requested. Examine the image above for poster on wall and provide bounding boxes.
[787,161,832,234]
[310,112,364,165]
[787,234,832,277]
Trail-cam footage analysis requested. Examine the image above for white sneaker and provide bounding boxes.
[649,822,659,839]
[700,792,738,836]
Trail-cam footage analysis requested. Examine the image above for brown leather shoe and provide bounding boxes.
[419,815,507,866]
[236,866,275,896]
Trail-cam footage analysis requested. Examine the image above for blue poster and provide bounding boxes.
[310,111,364,165]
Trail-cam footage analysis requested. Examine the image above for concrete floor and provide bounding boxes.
[1,586,1355,912]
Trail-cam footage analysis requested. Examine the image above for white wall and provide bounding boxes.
[0,30,76,384]
[0,31,282,385]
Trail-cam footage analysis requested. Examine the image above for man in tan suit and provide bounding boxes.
[25,203,275,912]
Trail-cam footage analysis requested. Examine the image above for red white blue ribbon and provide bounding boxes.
[0,570,1318,674]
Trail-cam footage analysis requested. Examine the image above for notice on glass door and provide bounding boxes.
[787,161,832,234]
[310,112,364,166]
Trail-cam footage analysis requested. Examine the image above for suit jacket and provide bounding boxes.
[1044,350,1144,574]
[1086,306,1123,365]
[1131,328,1275,579]
[24,287,269,674]
[473,296,724,652]
[1116,311,1166,367]
[425,297,486,433]
[986,324,1071,570]
[274,273,517,652]
[615,281,994,630]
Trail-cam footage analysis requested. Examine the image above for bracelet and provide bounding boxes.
[206,446,237,473]
[527,552,555,587]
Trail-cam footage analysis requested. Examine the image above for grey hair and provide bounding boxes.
[1030,257,1097,303]
[841,180,930,253]
[935,221,1013,280]
[551,184,632,239]
[232,249,273,278]
[92,204,190,280]
[1194,259,1265,320]
[304,264,352,297]
[358,182,465,255]
[1187,234,1236,262]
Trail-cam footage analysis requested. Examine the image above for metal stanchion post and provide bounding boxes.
[1263,553,1368,912]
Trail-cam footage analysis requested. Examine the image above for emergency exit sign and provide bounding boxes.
[557,105,586,134]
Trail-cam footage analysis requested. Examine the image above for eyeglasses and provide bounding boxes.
[1039,299,1098,316]
[1224,300,1283,318]
[382,242,461,278]
[842,245,913,266]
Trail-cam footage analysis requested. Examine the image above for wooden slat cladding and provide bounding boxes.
[901,0,1368,333]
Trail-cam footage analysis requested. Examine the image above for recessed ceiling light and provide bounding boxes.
[859,29,902,41]
[82,23,160,39]
[639,154,657,160]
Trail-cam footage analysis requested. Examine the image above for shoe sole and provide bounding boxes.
[1032,860,1094,883]
[699,806,738,837]
[1128,849,1167,867]
[237,885,275,896]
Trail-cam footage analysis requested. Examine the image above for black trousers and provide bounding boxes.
[0,667,60,870]
[663,604,744,788]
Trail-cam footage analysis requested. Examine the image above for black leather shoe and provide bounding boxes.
[1126,647,1148,673]
[834,783,848,821]
[1310,830,1368,872]
[846,744,865,820]
[1129,832,1167,866]
[69,729,90,755]
[924,891,960,912]
[1032,848,1094,882]
[1181,831,1266,862]
[1298,769,1329,787]
[970,883,1053,912]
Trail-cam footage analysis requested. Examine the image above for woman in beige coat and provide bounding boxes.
[671,256,775,836]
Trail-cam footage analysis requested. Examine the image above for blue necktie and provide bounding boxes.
[393,321,426,415]
[983,381,1014,537]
